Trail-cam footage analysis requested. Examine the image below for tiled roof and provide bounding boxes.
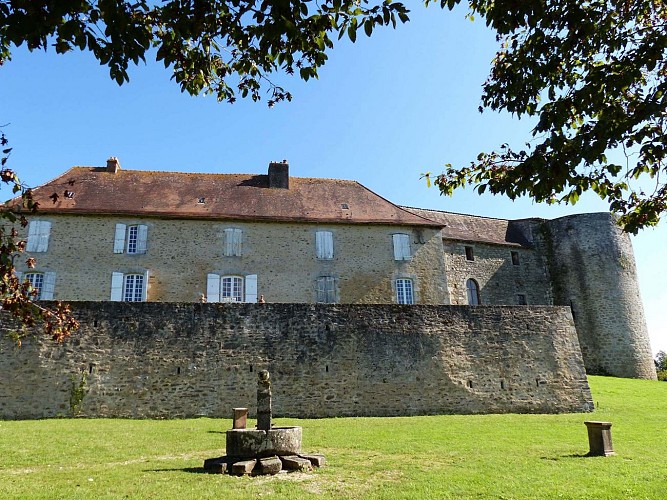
[402,207,535,247]
[13,167,441,227]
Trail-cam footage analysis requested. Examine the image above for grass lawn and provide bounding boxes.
[1,376,666,499]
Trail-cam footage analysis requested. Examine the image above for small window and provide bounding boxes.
[316,276,337,303]
[123,274,145,302]
[466,279,481,305]
[221,276,243,302]
[206,274,258,303]
[392,234,412,261]
[198,197,206,204]
[316,231,334,260]
[114,224,148,254]
[396,278,414,305]
[341,203,349,210]
[26,220,52,253]
[465,246,474,261]
[223,228,243,257]
[517,294,527,305]
[21,271,56,300]
[511,251,520,266]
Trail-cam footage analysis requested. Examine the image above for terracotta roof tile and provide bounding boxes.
[402,206,536,247]
[13,167,441,227]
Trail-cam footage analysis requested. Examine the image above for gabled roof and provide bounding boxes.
[402,206,536,248]
[12,166,441,227]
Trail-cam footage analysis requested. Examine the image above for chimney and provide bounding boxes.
[106,157,121,173]
[268,160,289,189]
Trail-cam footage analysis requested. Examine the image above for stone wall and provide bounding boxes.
[15,215,448,305]
[543,213,656,379]
[443,241,552,306]
[0,302,593,420]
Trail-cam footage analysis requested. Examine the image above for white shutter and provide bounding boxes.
[111,272,124,301]
[233,229,243,256]
[114,224,127,253]
[136,225,148,254]
[41,272,56,300]
[316,231,333,259]
[36,221,51,252]
[142,269,149,301]
[223,228,233,256]
[245,274,258,303]
[401,234,411,260]
[392,234,403,260]
[26,221,38,252]
[207,273,221,303]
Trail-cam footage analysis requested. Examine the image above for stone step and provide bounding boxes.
[280,455,313,472]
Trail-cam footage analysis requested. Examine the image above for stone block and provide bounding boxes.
[231,459,257,476]
[585,421,615,456]
[299,454,326,467]
[280,455,312,472]
[256,456,282,475]
[203,456,228,474]
[233,408,248,429]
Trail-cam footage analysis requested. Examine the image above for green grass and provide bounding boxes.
[1,376,666,499]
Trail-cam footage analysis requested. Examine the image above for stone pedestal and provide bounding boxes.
[226,427,302,458]
[233,408,248,429]
[585,421,614,456]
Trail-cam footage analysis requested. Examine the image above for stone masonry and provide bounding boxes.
[0,302,593,419]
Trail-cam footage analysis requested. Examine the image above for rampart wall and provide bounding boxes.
[0,302,593,419]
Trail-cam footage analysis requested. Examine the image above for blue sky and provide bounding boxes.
[2,5,665,354]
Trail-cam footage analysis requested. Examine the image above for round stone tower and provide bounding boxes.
[544,213,656,379]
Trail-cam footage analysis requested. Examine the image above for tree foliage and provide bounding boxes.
[427,0,667,233]
[0,131,78,343]
[656,350,667,380]
[1,0,667,339]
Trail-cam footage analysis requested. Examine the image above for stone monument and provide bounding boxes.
[203,370,325,475]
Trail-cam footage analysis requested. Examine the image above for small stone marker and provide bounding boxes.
[280,455,313,472]
[233,408,248,429]
[257,456,282,475]
[584,421,615,456]
[231,458,257,476]
[299,454,326,467]
[257,370,272,431]
[203,456,228,474]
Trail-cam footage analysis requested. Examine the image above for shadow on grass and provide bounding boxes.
[207,430,226,434]
[540,453,601,461]
[144,467,210,474]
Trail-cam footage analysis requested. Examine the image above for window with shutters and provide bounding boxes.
[315,231,334,259]
[392,233,412,261]
[123,274,145,302]
[114,223,148,254]
[396,278,414,304]
[111,271,149,301]
[223,228,243,256]
[206,273,257,303]
[466,278,481,305]
[316,276,337,303]
[26,220,52,252]
[18,271,56,300]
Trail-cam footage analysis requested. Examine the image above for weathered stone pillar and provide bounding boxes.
[585,421,614,456]
[257,370,272,430]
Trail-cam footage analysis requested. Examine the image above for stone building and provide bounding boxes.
[8,158,656,380]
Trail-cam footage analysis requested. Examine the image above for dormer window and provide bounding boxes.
[341,203,349,210]
[64,190,75,199]
[198,197,206,204]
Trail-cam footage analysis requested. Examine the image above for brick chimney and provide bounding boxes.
[106,157,121,173]
[268,160,289,189]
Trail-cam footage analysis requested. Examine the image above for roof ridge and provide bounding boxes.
[401,205,516,223]
[68,166,360,183]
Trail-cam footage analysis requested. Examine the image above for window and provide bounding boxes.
[26,220,52,252]
[111,271,148,301]
[316,276,337,303]
[21,271,56,300]
[465,246,474,261]
[396,278,414,304]
[223,228,243,256]
[466,279,481,305]
[511,251,520,266]
[114,224,148,254]
[517,294,527,305]
[316,231,334,260]
[207,274,257,303]
[392,233,412,261]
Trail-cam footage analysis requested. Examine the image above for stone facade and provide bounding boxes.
[0,302,593,419]
[14,215,447,305]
